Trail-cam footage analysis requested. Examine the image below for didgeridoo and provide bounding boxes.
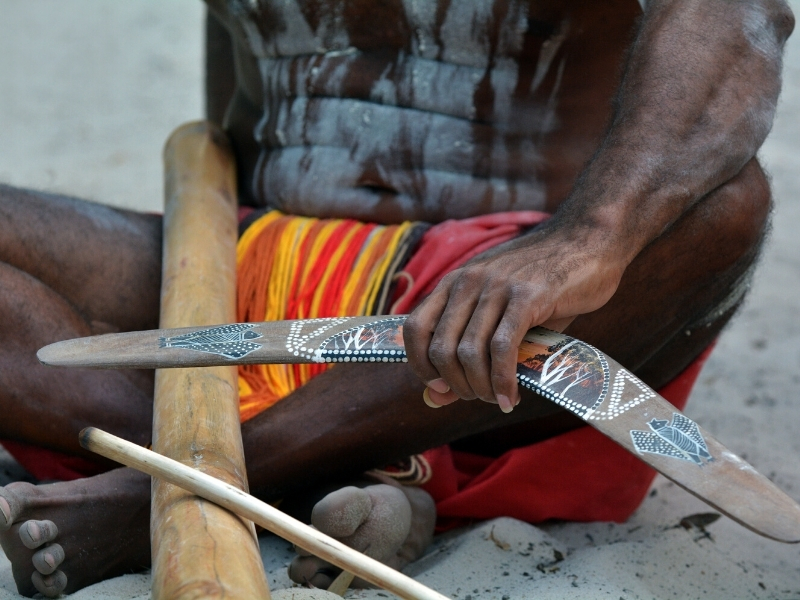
[40,315,800,544]
[150,121,271,598]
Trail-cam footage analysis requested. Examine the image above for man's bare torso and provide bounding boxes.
[208,0,640,222]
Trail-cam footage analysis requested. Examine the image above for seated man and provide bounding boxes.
[0,0,792,596]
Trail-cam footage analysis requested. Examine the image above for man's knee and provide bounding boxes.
[698,157,771,269]
[673,157,771,332]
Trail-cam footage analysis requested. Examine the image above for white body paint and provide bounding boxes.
[222,0,579,220]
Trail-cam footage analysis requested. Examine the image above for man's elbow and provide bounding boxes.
[761,0,795,44]
[729,0,795,65]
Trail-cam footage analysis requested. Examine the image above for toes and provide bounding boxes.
[345,485,412,561]
[19,520,58,550]
[32,569,68,598]
[309,484,411,562]
[0,489,21,531]
[32,543,65,575]
[310,486,372,538]
[288,555,339,589]
[290,483,424,590]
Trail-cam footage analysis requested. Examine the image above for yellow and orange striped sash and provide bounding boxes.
[236,210,417,421]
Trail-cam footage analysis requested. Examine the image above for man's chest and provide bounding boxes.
[217,0,572,66]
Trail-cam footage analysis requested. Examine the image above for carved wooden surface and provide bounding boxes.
[41,312,800,544]
[151,121,270,599]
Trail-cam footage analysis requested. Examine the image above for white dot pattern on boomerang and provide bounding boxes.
[517,373,590,419]
[587,344,611,412]
[552,342,612,414]
[313,317,408,364]
[630,430,691,461]
[516,341,608,418]
[587,368,656,421]
[285,318,350,361]
[515,342,657,421]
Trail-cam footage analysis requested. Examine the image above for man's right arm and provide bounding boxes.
[403,0,794,411]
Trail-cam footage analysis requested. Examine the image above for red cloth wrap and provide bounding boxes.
[390,211,551,314]
[387,211,714,527]
[3,211,713,529]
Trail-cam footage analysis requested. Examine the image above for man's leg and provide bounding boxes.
[0,185,433,597]
[0,156,771,595]
[571,157,771,389]
[0,185,159,595]
[0,185,161,454]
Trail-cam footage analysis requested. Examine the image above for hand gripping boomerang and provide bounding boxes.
[38,315,800,543]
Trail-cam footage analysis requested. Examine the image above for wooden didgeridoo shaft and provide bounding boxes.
[152,122,271,599]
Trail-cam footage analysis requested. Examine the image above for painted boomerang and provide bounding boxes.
[38,315,800,543]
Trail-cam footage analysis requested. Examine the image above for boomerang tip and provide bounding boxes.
[37,339,86,367]
[675,455,800,544]
[754,500,800,543]
[742,513,800,544]
[37,341,63,365]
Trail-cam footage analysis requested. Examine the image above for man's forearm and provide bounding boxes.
[554,0,793,263]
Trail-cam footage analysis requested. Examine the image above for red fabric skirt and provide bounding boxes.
[2,211,713,527]
[390,212,713,526]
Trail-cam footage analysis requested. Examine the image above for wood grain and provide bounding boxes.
[151,121,270,599]
[38,316,390,369]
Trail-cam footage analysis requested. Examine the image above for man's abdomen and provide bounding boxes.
[220,0,641,223]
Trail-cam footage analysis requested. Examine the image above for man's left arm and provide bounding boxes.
[404,0,794,412]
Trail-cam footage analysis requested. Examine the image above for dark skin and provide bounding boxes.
[0,0,792,596]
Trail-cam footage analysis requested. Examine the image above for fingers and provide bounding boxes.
[407,271,488,402]
[407,267,532,411]
[404,241,591,411]
[428,305,480,401]
[19,520,58,550]
[422,387,459,408]
[458,293,509,405]
[403,276,452,388]
[32,569,68,598]
[489,305,529,412]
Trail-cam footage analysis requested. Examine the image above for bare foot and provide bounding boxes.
[288,480,436,588]
[0,468,150,597]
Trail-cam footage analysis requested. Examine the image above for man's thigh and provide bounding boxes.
[0,184,162,332]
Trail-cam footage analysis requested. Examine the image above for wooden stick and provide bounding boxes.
[81,428,450,600]
[327,571,356,595]
[152,122,271,599]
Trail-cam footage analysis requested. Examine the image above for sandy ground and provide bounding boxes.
[1,1,800,598]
